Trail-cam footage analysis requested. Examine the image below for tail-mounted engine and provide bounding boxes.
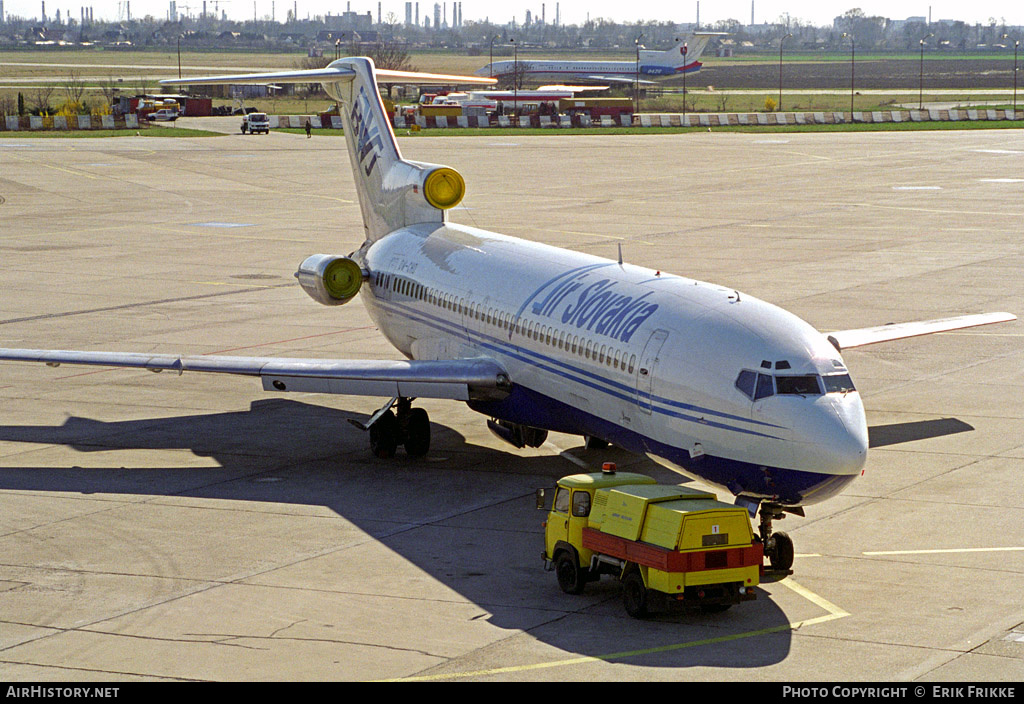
[295,254,364,306]
[421,167,465,211]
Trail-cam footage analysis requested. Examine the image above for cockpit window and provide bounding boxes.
[735,370,775,400]
[735,370,756,399]
[822,373,856,393]
[754,373,774,400]
[775,375,822,395]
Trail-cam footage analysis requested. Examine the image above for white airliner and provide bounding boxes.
[0,58,1014,571]
[476,33,719,85]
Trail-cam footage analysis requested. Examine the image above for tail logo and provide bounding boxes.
[350,86,384,177]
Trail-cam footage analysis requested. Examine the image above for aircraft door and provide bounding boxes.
[636,329,669,415]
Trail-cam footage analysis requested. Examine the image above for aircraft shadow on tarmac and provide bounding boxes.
[867,417,974,448]
[0,398,973,669]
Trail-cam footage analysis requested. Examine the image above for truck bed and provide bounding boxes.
[582,527,763,574]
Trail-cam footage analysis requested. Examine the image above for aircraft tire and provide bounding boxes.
[622,571,650,618]
[770,531,795,571]
[584,435,609,450]
[403,408,431,458]
[369,410,399,459]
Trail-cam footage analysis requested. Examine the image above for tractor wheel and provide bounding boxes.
[555,551,586,595]
[622,571,650,618]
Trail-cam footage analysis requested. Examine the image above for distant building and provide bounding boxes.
[325,10,371,31]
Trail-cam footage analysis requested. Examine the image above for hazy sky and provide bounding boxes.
[5,0,1023,29]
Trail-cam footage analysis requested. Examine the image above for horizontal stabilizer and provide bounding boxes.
[0,349,510,402]
[826,312,1016,351]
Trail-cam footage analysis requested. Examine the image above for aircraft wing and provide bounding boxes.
[0,349,510,401]
[825,312,1016,351]
[158,66,497,88]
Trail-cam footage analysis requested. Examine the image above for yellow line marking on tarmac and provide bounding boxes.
[778,577,851,619]
[379,577,848,682]
[864,547,1024,556]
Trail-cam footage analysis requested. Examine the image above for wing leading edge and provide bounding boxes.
[826,312,1016,351]
[157,65,496,88]
[0,349,510,402]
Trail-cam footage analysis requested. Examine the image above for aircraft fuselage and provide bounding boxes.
[359,222,868,506]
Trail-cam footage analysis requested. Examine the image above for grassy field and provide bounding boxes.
[2,47,1021,117]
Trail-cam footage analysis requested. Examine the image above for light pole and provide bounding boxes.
[635,33,643,115]
[1015,40,1020,120]
[842,32,855,116]
[778,33,791,112]
[918,33,932,110]
[681,41,688,124]
[511,37,517,116]
[919,38,924,110]
[488,35,499,79]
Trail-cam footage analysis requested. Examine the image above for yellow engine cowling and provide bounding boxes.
[422,167,466,211]
[295,254,364,306]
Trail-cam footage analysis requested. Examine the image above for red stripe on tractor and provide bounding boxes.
[582,527,762,573]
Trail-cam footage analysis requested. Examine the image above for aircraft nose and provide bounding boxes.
[793,396,868,476]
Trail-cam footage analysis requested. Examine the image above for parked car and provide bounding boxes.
[148,109,179,122]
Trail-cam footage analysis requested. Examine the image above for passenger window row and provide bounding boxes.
[376,272,638,375]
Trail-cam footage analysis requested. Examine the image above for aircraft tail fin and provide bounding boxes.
[161,59,495,244]
[642,33,719,71]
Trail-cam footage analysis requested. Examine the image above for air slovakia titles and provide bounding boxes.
[527,267,659,344]
[350,85,383,177]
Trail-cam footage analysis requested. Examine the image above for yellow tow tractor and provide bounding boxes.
[537,463,762,617]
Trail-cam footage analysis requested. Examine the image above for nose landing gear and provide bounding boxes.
[758,502,802,574]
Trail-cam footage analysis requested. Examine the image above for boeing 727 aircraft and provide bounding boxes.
[475,33,719,85]
[0,58,1014,572]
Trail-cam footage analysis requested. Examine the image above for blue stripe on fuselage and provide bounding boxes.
[369,294,853,506]
[374,296,783,439]
[467,379,854,506]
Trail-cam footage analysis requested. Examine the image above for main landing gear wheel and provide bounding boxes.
[361,397,432,459]
[401,407,431,458]
[584,435,609,450]
[369,409,399,458]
